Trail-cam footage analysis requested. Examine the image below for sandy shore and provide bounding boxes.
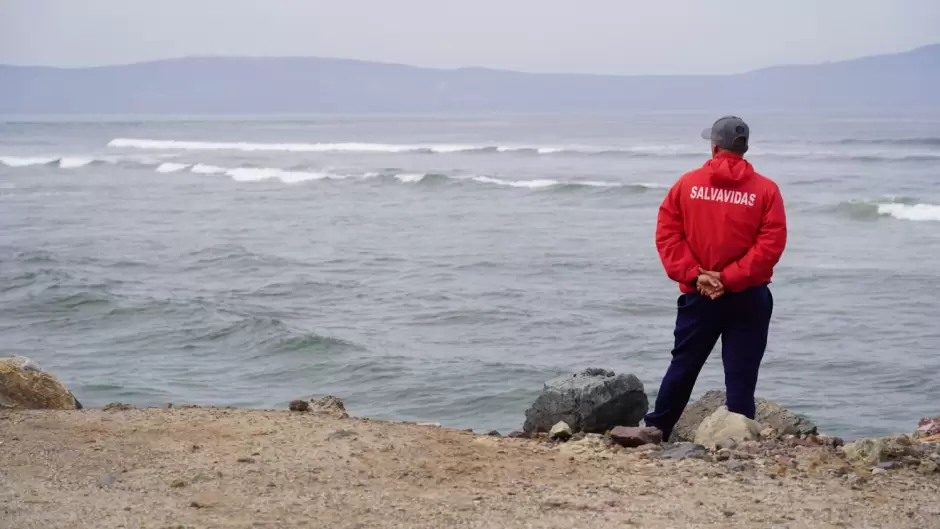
[2,407,939,529]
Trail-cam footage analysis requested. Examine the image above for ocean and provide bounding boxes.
[2,113,939,440]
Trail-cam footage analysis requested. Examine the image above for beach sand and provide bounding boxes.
[2,407,938,529]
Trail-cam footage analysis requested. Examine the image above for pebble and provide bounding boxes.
[549,421,573,441]
[655,443,707,461]
[97,475,117,488]
[170,479,187,488]
[725,461,749,472]
[716,448,732,461]
[236,457,256,464]
[487,430,502,437]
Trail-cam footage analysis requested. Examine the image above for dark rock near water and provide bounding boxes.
[523,369,648,435]
[288,400,310,412]
[487,430,502,437]
[608,426,662,447]
[507,431,528,439]
[672,390,817,442]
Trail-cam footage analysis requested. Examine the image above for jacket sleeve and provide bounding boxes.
[655,182,700,286]
[720,186,787,292]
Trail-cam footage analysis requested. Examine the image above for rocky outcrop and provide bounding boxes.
[523,368,648,435]
[694,406,762,448]
[0,356,80,410]
[915,416,940,442]
[672,390,816,442]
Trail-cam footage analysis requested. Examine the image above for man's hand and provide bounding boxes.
[697,268,724,300]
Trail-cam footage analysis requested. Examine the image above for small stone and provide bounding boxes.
[310,396,349,419]
[507,431,528,439]
[236,457,255,464]
[723,510,735,518]
[876,461,902,470]
[487,430,502,437]
[871,467,887,475]
[656,442,708,461]
[288,400,310,412]
[918,459,938,474]
[103,402,135,411]
[716,448,732,461]
[190,501,206,509]
[716,438,738,451]
[549,421,573,441]
[170,479,187,488]
[97,474,117,488]
[608,426,662,447]
[725,460,749,472]
[760,427,777,440]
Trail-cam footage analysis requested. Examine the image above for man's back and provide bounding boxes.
[656,151,787,293]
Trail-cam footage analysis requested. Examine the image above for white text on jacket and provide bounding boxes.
[689,186,756,207]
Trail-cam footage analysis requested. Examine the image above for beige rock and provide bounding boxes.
[694,406,762,448]
[310,396,349,418]
[0,356,79,410]
[918,459,938,475]
[842,435,919,467]
[549,421,573,440]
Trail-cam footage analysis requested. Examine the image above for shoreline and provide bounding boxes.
[3,404,939,529]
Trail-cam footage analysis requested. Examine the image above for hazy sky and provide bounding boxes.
[2,0,938,75]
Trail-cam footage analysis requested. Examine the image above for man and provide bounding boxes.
[643,116,787,442]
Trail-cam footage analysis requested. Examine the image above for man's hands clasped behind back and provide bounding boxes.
[696,268,724,299]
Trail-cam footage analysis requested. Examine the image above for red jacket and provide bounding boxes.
[656,152,787,294]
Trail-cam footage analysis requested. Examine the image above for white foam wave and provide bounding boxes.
[877,203,940,222]
[190,163,226,174]
[471,176,560,189]
[223,167,336,183]
[394,173,427,183]
[155,162,189,173]
[0,156,58,167]
[109,137,482,154]
[57,157,95,168]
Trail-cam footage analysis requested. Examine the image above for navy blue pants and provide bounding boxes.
[644,285,774,441]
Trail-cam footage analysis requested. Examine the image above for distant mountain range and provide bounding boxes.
[1,44,938,114]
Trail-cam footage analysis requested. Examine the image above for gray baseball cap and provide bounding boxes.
[701,116,749,152]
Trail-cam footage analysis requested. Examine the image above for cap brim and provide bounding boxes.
[700,127,713,141]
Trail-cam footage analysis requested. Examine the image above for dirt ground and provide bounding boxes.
[2,407,939,529]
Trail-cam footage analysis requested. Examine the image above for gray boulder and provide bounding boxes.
[523,368,648,434]
[672,390,817,442]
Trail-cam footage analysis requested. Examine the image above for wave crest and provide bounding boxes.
[836,199,940,222]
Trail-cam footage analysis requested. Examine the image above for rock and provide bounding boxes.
[549,421,573,441]
[725,460,749,472]
[170,479,187,488]
[310,396,349,419]
[104,402,135,411]
[672,390,816,442]
[915,416,940,438]
[236,457,255,464]
[759,427,777,440]
[871,467,887,475]
[487,430,502,437]
[876,461,902,470]
[288,399,310,412]
[842,434,920,467]
[716,438,738,451]
[918,459,938,474]
[655,442,708,461]
[608,426,662,447]
[97,475,117,488]
[0,356,80,410]
[507,431,528,439]
[522,369,648,435]
[693,407,761,448]
[716,448,732,461]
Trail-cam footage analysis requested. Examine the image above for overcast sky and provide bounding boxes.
[2,0,938,75]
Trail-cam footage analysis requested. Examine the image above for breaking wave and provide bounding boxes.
[155,162,190,173]
[836,199,940,222]
[835,137,940,147]
[108,137,703,158]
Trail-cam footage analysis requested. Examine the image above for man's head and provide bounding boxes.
[702,116,749,156]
